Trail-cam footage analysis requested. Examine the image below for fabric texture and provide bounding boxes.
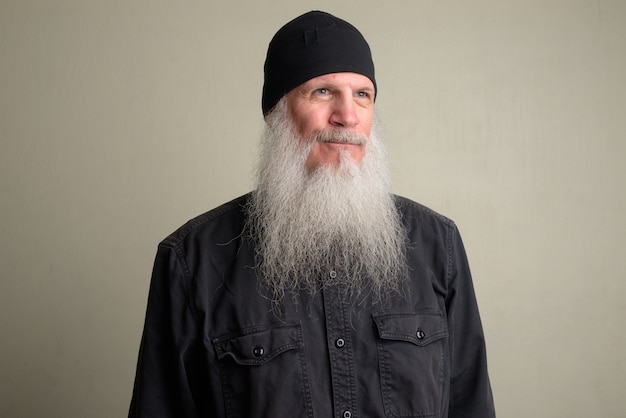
[262,11,376,115]
[129,193,495,417]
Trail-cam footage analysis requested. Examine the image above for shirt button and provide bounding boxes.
[343,411,352,418]
[416,330,426,339]
[335,338,345,348]
[252,346,264,357]
[329,270,337,279]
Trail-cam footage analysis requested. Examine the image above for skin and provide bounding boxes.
[285,72,375,170]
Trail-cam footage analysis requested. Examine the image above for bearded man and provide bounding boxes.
[129,11,495,418]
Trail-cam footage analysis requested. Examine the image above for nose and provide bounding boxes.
[329,95,360,128]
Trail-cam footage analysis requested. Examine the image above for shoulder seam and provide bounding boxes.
[394,194,456,228]
[161,194,249,247]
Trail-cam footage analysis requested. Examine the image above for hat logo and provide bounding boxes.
[303,28,319,46]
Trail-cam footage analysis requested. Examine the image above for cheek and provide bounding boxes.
[359,111,374,137]
[298,118,324,140]
[294,108,334,140]
[289,105,318,138]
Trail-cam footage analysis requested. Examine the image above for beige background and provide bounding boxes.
[1,1,625,417]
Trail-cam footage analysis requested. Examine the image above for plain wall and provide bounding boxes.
[1,1,625,416]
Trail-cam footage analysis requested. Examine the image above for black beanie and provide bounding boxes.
[262,11,376,115]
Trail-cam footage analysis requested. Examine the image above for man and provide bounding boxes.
[129,11,495,418]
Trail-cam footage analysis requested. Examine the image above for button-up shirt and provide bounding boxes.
[129,194,495,417]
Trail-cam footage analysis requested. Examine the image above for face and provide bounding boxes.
[285,72,375,170]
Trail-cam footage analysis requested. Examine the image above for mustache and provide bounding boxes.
[309,130,367,145]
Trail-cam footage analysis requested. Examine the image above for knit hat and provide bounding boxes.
[262,11,376,115]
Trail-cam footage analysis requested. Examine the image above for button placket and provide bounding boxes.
[322,282,356,418]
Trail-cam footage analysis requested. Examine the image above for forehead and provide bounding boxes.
[297,72,375,91]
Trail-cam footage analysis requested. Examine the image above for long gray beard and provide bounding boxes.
[246,98,408,305]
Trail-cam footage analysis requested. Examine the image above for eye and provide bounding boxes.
[357,91,370,98]
[315,88,329,95]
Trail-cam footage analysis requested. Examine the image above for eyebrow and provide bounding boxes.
[305,81,374,92]
[357,85,375,93]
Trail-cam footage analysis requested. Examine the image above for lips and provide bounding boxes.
[311,130,366,145]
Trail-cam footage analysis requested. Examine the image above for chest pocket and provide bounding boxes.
[213,322,312,418]
[373,309,448,418]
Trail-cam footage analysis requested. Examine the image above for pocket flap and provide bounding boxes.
[373,309,448,347]
[213,322,303,366]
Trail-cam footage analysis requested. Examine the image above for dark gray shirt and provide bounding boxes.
[130,194,495,417]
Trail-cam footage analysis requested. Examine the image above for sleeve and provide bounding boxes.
[129,243,209,417]
[446,224,496,417]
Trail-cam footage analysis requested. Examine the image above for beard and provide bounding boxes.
[246,98,408,306]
